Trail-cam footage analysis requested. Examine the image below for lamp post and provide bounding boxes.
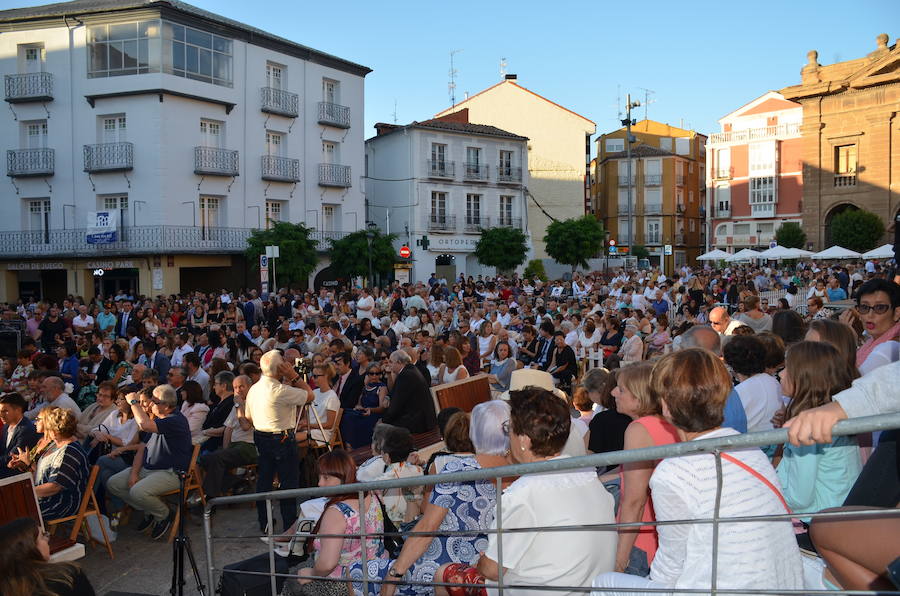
[623,94,640,255]
[365,221,378,287]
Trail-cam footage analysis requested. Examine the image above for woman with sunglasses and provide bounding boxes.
[340,365,389,449]
[844,279,900,376]
[296,362,340,447]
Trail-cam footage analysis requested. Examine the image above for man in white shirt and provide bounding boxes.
[708,306,743,337]
[355,288,375,322]
[183,353,210,398]
[288,312,305,332]
[496,303,512,327]
[198,374,257,498]
[170,333,194,367]
[219,289,232,304]
[25,376,82,420]
[72,305,95,335]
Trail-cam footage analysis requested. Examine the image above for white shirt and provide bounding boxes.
[99,410,138,446]
[485,460,616,596]
[355,295,375,322]
[171,344,194,367]
[188,368,210,398]
[73,314,94,330]
[308,388,339,443]
[225,404,254,444]
[26,393,82,420]
[734,373,782,433]
[245,375,310,432]
[858,341,900,376]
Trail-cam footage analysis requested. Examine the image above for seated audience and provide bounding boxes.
[32,407,89,520]
[0,392,39,478]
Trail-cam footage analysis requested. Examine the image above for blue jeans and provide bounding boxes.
[625,546,650,577]
[253,431,300,531]
[96,454,129,514]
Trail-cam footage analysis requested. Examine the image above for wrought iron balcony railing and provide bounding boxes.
[644,202,662,215]
[716,208,731,218]
[4,72,53,103]
[83,142,133,172]
[427,214,456,232]
[426,160,455,179]
[644,174,662,186]
[496,217,522,229]
[713,167,733,180]
[463,162,489,181]
[261,155,300,182]
[317,102,351,128]
[194,147,239,176]
[260,86,299,118]
[645,234,661,245]
[7,148,54,177]
[675,174,685,186]
[497,166,522,183]
[675,233,685,244]
[464,216,489,232]
[318,163,351,187]
[618,175,634,187]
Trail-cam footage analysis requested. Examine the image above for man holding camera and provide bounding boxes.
[244,350,314,532]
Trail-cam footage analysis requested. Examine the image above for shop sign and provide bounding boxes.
[429,236,479,251]
[7,262,65,270]
[84,260,135,270]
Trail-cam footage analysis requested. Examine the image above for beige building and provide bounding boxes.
[780,34,900,248]
[435,76,595,259]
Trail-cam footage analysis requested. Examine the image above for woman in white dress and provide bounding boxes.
[296,362,340,445]
[426,346,444,387]
[437,346,469,385]
[476,321,497,370]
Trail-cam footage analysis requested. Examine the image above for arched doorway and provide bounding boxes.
[435,254,456,284]
[313,266,345,292]
[823,203,858,248]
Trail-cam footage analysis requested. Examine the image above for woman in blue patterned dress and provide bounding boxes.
[376,400,511,596]
[341,364,389,449]
[32,407,89,520]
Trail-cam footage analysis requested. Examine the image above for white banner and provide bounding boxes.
[86,211,120,244]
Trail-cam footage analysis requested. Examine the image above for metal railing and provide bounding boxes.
[645,233,661,245]
[7,148,54,177]
[260,86,299,117]
[317,101,351,128]
[644,174,661,186]
[675,232,685,244]
[496,216,522,229]
[644,202,662,215]
[464,215,489,232]
[709,122,801,144]
[713,168,733,180]
[463,162,489,181]
[203,413,900,596]
[497,166,523,183]
[426,160,455,179]
[617,175,634,187]
[318,163,351,187]
[194,146,240,176]
[428,214,456,232]
[83,142,133,172]
[261,155,300,182]
[4,72,53,102]
[675,174,685,186]
[716,208,731,218]
[834,174,856,188]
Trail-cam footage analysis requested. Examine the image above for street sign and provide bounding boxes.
[259,255,268,269]
[769,241,777,249]
[259,255,269,294]
[619,246,630,254]
[609,239,616,246]
[664,244,673,256]
[399,245,412,259]
[608,246,618,255]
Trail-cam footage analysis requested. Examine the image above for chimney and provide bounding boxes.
[505,74,517,81]
[433,108,470,124]
[374,122,400,136]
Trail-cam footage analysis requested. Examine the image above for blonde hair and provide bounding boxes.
[42,407,77,438]
[443,346,463,369]
[616,362,657,417]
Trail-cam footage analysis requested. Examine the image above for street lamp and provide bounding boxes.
[365,221,378,287]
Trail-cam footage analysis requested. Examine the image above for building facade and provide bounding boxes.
[705,92,803,252]
[592,120,707,271]
[780,34,900,249]
[434,76,595,260]
[0,0,369,302]
[365,111,529,282]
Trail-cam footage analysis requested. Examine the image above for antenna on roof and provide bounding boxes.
[448,49,463,106]
[499,57,507,80]
[392,99,398,124]
[615,84,623,121]
[637,87,656,121]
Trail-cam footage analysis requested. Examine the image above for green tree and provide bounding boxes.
[543,216,605,272]
[473,227,529,274]
[523,259,547,281]
[327,229,398,284]
[775,222,807,249]
[245,221,318,286]
[631,244,650,259]
[830,209,885,253]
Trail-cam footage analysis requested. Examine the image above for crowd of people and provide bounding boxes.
[0,255,898,596]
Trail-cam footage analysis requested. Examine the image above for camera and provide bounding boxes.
[294,357,312,380]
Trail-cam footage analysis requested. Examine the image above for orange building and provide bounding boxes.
[706,92,804,251]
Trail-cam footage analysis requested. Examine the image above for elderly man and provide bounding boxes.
[708,306,743,337]
[107,385,192,540]
[244,350,314,532]
[198,375,257,499]
[183,353,209,398]
[383,350,436,434]
[199,370,236,452]
[25,376,82,420]
[166,366,187,404]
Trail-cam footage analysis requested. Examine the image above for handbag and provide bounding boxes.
[373,493,404,559]
[720,452,803,532]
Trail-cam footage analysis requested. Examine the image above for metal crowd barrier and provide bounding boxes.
[203,412,900,596]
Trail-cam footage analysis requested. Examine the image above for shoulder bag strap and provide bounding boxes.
[720,452,791,513]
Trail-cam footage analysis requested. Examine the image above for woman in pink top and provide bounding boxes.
[603,362,679,576]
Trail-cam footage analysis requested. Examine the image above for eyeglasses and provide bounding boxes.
[312,374,325,378]
[367,371,382,376]
[857,303,892,315]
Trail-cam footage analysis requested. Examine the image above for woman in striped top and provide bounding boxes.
[33,407,89,520]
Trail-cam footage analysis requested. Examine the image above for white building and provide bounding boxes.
[365,112,530,283]
[0,0,370,302]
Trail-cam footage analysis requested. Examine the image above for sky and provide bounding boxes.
[6,0,899,148]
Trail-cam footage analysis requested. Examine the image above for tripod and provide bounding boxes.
[170,470,206,596]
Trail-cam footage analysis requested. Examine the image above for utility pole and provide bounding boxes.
[623,94,640,255]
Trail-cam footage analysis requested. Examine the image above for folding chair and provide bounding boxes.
[159,443,206,543]
[310,408,344,456]
[46,464,114,559]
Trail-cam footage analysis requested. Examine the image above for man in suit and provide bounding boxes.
[115,300,138,338]
[139,339,171,382]
[0,392,39,478]
[83,346,113,388]
[332,351,363,410]
[383,350,436,434]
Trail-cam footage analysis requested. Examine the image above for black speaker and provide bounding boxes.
[0,329,21,358]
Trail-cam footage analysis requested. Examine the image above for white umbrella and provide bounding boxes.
[758,245,792,259]
[726,248,761,262]
[784,247,814,259]
[861,244,894,259]
[697,249,731,261]
[811,245,861,260]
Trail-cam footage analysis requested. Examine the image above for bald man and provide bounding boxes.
[708,307,743,337]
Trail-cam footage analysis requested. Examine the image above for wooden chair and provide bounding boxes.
[160,444,206,543]
[46,464,114,559]
[310,408,344,456]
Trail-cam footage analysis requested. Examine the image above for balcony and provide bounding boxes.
[644,174,661,186]
[4,72,53,103]
[83,142,133,173]
[463,163,489,182]
[675,233,685,244]
[618,175,634,187]
[317,102,351,128]
[318,163,351,187]
[713,168,733,180]
[497,166,523,184]
[426,160,455,179]
[260,87,299,118]
[427,214,456,232]
[0,225,253,257]
[834,174,856,188]
[464,215,489,232]
[496,217,522,229]
[676,203,685,214]
[709,122,801,144]
[644,202,662,215]
[7,148,54,177]
[716,208,731,218]
[309,230,349,251]
[617,201,631,214]
[645,234,661,245]
[261,155,300,182]
[194,147,239,176]
[675,174,685,186]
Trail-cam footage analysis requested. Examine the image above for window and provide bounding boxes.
[749,141,776,175]
[466,194,482,225]
[322,79,338,103]
[733,223,751,235]
[659,137,672,152]
[265,201,282,229]
[716,148,731,177]
[835,144,857,174]
[198,196,219,238]
[689,190,694,204]
[645,219,661,245]
[605,138,624,153]
[466,147,481,166]
[100,116,127,143]
[27,199,51,243]
[266,63,283,89]
[757,222,774,234]
[715,224,728,237]
[675,138,691,155]
[200,120,222,148]
[101,195,128,237]
[24,120,48,148]
[21,45,44,73]
[690,218,696,232]
[431,191,447,220]
[265,131,284,156]
[618,216,632,245]
[617,188,630,214]
[499,196,514,225]
[322,141,336,164]
[716,184,731,215]
[162,21,231,86]
[644,187,662,214]
[322,205,336,232]
[499,150,513,175]
[431,143,447,168]
[88,20,161,78]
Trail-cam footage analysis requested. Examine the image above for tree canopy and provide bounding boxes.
[631,244,650,259]
[775,222,807,249]
[543,216,605,272]
[830,209,885,253]
[327,229,398,285]
[473,226,529,273]
[245,222,318,286]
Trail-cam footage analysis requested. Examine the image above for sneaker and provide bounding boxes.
[151,513,173,540]
[136,515,155,532]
